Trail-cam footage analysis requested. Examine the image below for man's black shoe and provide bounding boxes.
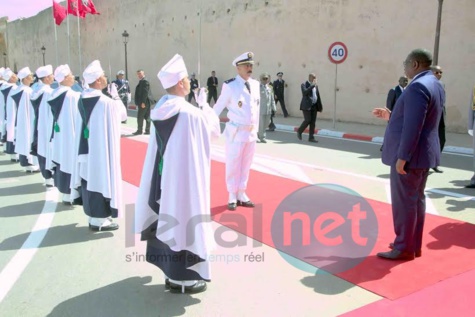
[132,131,142,135]
[227,202,237,211]
[144,131,150,135]
[308,139,318,143]
[389,243,421,257]
[297,132,302,140]
[465,184,475,188]
[237,200,255,208]
[377,249,415,261]
[432,167,443,173]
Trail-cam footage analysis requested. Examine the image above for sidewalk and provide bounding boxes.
[251,114,474,155]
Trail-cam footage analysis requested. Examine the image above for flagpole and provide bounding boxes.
[54,22,59,66]
[198,0,202,85]
[67,13,71,66]
[76,3,82,73]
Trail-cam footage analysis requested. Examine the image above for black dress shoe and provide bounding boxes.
[89,222,119,231]
[165,278,171,289]
[297,132,302,140]
[432,167,443,173]
[389,243,421,257]
[377,249,415,261]
[237,200,255,208]
[169,280,207,294]
[227,202,237,211]
[266,128,275,132]
[132,131,142,135]
[465,184,475,188]
[308,139,318,143]
[144,131,150,135]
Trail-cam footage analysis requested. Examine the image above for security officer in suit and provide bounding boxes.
[466,85,475,188]
[188,72,199,104]
[297,73,323,142]
[113,70,130,118]
[214,52,260,210]
[386,76,408,111]
[133,69,154,135]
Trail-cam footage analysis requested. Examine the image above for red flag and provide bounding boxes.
[80,0,100,16]
[67,0,83,17]
[52,0,68,25]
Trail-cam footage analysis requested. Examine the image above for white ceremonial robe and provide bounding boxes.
[14,84,35,163]
[135,94,220,281]
[48,86,80,175]
[4,83,18,143]
[31,82,54,158]
[71,88,127,211]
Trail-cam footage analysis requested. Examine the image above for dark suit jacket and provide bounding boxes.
[134,78,154,107]
[386,85,404,111]
[206,76,218,93]
[273,79,285,98]
[299,81,323,112]
[382,70,445,169]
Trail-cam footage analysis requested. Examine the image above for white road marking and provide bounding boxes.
[0,187,59,303]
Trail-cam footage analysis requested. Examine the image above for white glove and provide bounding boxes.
[196,87,209,107]
[469,129,473,136]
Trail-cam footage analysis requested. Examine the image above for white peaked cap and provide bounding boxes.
[0,67,5,77]
[18,67,32,80]
[157,54,188,89]
[232,51,254,66]
[3,68,13,81]
[36,65,53,78]
[54,64,71,83]
[83,60,104,84]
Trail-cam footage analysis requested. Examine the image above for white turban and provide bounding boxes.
[18,67,32,80]
[36,65,53,78]
[3,68,13,81]
[83,60,104,84]
[157,54,188,89]
[54,64,71,83]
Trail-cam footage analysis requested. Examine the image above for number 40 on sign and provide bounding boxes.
[328,42,348,64]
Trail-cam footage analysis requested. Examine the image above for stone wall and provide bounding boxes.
[2,0,475,132]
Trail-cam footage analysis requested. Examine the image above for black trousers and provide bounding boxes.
[188,92,196,103]
[297,108,318,140]
[207,90,217,105]
[81,179,118,218]
[438,115,446,152]
[137,105,151,133]
[275,95,288,117]
[390,165,429,253]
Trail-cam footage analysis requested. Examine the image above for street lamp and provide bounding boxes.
[433,0,444,65]
[41,46,46,66]
[2,52,6,67]
[122,30,129,80]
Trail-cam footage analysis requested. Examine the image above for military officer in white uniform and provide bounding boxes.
[213,52,260,210]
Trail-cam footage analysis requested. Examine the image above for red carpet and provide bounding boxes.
[121,138,475,300]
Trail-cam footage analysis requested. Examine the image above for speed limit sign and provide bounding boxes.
[328,42,348,64]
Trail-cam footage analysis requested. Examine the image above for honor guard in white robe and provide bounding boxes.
[71,60,126,231]
[2,69,19,160]
[0,67,6,146]
[12,67,39,172]
[135,54,219,294]
[48,65,81,202]
[213,52,260,210]
[31,65,55,186]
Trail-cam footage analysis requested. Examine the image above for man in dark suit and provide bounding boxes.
[206,71,218,106]
[297,73,323,143]
[133,69,154,135]
[188,72,199,104]
[372,49,445,261]
[273,72,288,117]
[386,76,408,111]
[431,65,445,173]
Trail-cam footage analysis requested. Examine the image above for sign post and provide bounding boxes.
[328,42,348,129]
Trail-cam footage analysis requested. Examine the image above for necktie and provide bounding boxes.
[245,81,251,93]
